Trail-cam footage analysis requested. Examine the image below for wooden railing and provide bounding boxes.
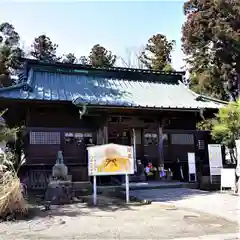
[25,169,52,190]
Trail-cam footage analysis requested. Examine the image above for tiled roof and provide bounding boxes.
[0,63,225,109]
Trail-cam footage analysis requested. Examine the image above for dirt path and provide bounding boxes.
[0,195,238,240]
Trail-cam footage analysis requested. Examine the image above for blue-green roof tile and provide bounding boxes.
[0,68,225,109]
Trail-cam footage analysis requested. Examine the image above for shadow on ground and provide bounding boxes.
[21,193,137,221]
[128,188,214,202]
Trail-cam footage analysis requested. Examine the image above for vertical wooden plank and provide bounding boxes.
[103,125,108,144]
[159,125,163,161]
[158,120,164,179]
[96,128,100,145]
[25,107,30,127]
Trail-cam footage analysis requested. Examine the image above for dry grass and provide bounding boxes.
[0,112,27,219]
[0,157,27,218]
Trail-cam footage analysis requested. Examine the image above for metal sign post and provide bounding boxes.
[93,175,97,206]
[125,174,130,203]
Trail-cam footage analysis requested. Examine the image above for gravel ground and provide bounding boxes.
[130,188,240,223]
[0,195,238,240]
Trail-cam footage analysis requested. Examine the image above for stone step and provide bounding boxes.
[72,181,92,190]
[29,181,199,198]
[72,181,92,196]
[129,175,146,182]
[96,181,199,193]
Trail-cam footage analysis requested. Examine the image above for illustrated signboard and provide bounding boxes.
[208,144,223,183]
[87,143,134,205]
[188,152,197,182]
[221,168,235,191]
[87,143,134,176]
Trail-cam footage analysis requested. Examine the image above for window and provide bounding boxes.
[198,140,205,150]
[30,132,60,145]
[171,134,194,145]
[144,133,158,145]
[64,132,76,144]
[64,132,93,145]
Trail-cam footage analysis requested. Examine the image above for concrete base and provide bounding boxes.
[45,180,73,205]
[199,176,221,191]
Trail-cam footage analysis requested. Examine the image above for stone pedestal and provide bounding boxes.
[45,180,73,205]
[52,163,68,180]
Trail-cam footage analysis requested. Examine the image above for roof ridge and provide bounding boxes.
[23,58,186,76]
[28,66,180,84]
[178,81,227,105]
[0,69,225,110]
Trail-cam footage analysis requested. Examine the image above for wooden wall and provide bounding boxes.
[23,104,200,167]
[2,99,211,183]
[20,102,98,182]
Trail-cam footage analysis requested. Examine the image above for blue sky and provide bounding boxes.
[0,1,186,70]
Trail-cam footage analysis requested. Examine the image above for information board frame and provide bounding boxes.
[208,144,223,183]
[188,152,197,182]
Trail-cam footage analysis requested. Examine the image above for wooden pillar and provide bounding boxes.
[96,114,108,145]
[158,126,164,167]
[96,128,102,145]
[25,107,30,127]
[103,125,108,144]
[158,117,166,179]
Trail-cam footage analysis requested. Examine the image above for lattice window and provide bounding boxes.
[30,132,60,145]
[198,140,205,150]
[171,134,194,145]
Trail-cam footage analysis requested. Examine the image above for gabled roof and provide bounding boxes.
[0,59,226,110]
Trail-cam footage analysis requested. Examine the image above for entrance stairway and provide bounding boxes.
[97,180,199,194]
